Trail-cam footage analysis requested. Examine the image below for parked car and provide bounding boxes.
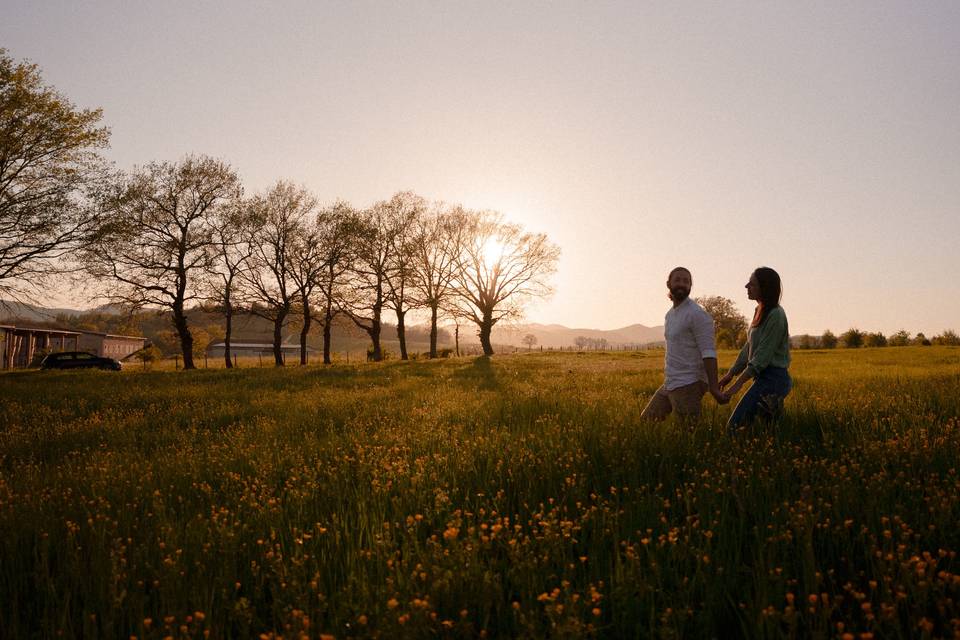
[40,351,122,371]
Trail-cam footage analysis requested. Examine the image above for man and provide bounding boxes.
[641,266,725,422]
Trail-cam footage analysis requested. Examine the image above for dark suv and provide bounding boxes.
[40,351,122,371]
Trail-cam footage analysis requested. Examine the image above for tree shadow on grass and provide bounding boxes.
[451,356,501,391]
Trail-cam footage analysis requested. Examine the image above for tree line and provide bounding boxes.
[1,49,560,370]
[699,296,959,350]
[698,295,959,350]
[793,328,960,349]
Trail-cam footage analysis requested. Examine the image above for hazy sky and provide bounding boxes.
[5,1,959,335]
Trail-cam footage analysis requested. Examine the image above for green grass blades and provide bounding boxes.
[1,347,959,639]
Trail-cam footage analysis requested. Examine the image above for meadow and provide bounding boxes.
[1,347,959,639]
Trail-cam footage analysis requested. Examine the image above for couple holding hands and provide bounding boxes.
[641,266,792,432]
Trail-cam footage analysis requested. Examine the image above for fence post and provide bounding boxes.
[258,353,263,367]
[175,355,179,370]
[234,353,238,368]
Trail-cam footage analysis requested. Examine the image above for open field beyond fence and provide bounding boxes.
[2,348,959,639]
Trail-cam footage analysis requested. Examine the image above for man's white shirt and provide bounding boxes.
[663,297,717,390]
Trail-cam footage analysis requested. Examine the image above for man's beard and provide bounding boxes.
[669,287,690,303]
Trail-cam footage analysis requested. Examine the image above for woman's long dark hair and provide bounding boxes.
[751,267,782,327]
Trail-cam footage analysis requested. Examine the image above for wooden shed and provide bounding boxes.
[1,325,81,370]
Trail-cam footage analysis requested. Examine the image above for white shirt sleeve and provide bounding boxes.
[693,309,718,359]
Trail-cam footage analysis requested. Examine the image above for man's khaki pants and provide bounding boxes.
[641,380,707,421]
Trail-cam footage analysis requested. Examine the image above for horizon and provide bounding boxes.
[4,298,955,341]
[4,2,959,335]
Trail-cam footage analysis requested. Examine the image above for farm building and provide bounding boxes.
[0,325,147,370]
[206,341,316,359]
[1,325,81,369]
[75,331,147,360]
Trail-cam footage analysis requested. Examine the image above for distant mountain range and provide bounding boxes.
[0,300,121,323]
[3,299,664,350]
[490,322,664,348]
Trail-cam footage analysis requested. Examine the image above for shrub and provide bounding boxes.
[864,332,887,348]
[888,330,911,347]
[932,329,960,346]
[840,328,864,348]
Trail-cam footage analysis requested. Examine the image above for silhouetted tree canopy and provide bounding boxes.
[0,49,110,302]
[696,295,747,349]
[840,328,865,348]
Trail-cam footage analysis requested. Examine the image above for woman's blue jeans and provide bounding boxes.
[727,366,792,433]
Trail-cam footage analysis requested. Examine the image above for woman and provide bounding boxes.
[719,267,791,432]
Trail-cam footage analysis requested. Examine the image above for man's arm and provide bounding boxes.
[703,357,727,403]
[692,310,724,403]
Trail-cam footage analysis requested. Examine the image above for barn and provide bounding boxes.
[1,325,81,369]
[0,325,147,370]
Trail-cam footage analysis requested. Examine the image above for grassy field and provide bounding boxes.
[1,347,959,639]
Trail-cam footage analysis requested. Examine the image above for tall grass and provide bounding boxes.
[1,347,958,638]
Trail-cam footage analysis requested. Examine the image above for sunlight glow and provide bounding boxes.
[481,236,505,269]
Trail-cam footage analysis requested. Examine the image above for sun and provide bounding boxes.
[481,236,505,269]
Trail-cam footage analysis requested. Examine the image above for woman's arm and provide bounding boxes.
[745,308,787,377]
[720,341,750,389]
[722,367,753,398]
[723,309,788,400]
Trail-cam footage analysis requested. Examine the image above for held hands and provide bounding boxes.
[710,386,730,405]
[718,372,733,391]
[716,372,741,404]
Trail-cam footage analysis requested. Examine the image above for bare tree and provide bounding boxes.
[382,191,423,360]
[440,298,471,358]
[454,210,560,356]
[85,155,241,369]
[287,215,327,365]
[1,49,110,304]
[522,333,538,350]
[342,202,395,362]
[204,200,254,368]
[314,202,361,364]
[239,182,315,366]
[411,203,465,358]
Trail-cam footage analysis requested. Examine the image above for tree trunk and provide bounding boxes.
[172,301,195,370]
[366,299,383,361]
[224,302,233,369]
[323,302,333,365]
[478,312,494,356]
[396,308,408,360]
[369,317,382,361]
[455,323,460,357]
[300,298,311,365]
[429,304,439,358]
[272,308,288,366]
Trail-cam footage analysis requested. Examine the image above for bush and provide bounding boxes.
[840,328,864,348]
[888,330,911,347]
[932,329,960,346]
[136,345,163,363]
[366,346,391,361]
[864,332,887,348]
